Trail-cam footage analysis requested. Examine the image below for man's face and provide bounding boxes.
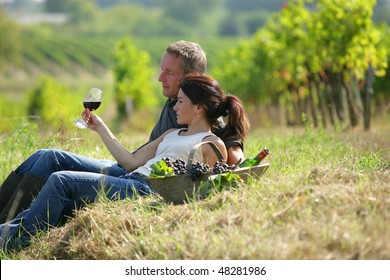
[158,52,186,100]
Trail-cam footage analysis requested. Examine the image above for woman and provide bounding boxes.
[0,40,243,223]
[0,75,249,251]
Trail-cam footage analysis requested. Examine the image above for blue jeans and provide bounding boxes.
[0,172,153,251]
[14,148,126,179]
[0,149,154,251]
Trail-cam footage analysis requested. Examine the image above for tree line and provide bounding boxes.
[212,0,389,130]
[0,0,389,132]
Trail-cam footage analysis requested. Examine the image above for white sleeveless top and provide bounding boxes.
[133,129,215,177]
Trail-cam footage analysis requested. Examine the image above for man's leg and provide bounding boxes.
[0,149,127,223]
[0,171,152,251]
[0,173,45,223]
[0,172,22,213]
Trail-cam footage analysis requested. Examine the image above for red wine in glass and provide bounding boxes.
[73,88,103,129]
[83,101,101,111]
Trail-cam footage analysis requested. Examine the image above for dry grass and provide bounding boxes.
[4,120,387,260]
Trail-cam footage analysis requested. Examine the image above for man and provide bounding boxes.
[145,41,244,164]
[0,41,244,223]
[0,74,249,251]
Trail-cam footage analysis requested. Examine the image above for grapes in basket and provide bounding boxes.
[161,157,187,175]
[189,161,210,181]
[149,157,186,178]
[149,157,232,180]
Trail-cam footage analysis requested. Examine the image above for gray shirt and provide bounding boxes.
[149,99,186,142]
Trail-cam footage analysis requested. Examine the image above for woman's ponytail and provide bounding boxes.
[179,75,249,144]
[216,94,250,143]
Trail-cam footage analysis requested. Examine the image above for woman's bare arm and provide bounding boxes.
[201,135,228,166]
[83,109,169,171]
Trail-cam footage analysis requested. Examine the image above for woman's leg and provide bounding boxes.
[0,171,153,251]
[14,149,126,180]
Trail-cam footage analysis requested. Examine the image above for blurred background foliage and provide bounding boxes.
[0,0,389,134]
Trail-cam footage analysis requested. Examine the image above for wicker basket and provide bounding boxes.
[147,141,270,204]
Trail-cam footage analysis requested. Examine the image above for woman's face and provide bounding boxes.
[173,89,198,124]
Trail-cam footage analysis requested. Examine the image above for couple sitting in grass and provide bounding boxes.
[0,74,250,251]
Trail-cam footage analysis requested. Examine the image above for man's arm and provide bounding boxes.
[227,145,244,166]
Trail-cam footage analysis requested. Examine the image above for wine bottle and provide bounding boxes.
[239,148,270,168]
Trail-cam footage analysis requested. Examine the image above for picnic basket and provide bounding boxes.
[146,141,269,204]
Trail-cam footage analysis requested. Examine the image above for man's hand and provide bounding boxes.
[227,145,244,166]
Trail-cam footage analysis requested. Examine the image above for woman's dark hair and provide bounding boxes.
[179,75,249,142]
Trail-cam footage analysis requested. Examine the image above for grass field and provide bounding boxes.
[0,116,389,260]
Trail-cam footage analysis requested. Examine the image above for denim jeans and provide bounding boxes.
[14,148,127,180]
[0,171,154,251]
[0,149,154,251]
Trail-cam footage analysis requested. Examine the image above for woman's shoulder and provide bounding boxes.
[201,134,228,162]
[202,133,220,142]
[203,134,226,150]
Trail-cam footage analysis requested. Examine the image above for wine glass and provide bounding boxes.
[73,87,103,129]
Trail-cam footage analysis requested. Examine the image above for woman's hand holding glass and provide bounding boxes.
[73,88,103,129]
[81,109,105,131]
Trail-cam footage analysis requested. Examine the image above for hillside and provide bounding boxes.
[0,120,386,260]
